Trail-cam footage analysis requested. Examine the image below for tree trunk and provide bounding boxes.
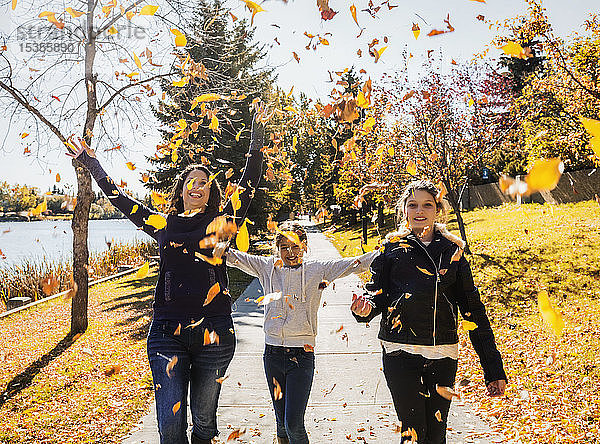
[70,164,94,334]
[377,201,385,229]
[361,205,368,244]
[446,191,470,254]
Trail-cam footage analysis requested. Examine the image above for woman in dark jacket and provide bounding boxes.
[68,116,264,444]
[351,179,506,444]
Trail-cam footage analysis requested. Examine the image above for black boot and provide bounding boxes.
[191,434,212,444]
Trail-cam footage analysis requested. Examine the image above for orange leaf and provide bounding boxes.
[241,0,265,26]
[65,7,85,17]
[227,428,246,441]
[416,266,433,276]
[203,282,221,306]
[273,377,283,400]
[126,161,136,170]
[12,0,17,10]
[350,4,359,27]
[55,173,61,182]
[172,401,181,415]
[436,384,460,401]
[166,355,178,378]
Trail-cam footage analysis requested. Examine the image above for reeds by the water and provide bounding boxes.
[0,240,158,310]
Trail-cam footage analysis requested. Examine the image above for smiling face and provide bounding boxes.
[278,237,306,267]
[404,189,438,233]
[181,169,210,212]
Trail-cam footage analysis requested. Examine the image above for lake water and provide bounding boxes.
[0,219,152,267]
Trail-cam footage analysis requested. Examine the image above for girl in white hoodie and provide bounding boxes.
[226,221,377,444]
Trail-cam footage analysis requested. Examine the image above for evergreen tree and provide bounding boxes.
[147,0,274,224]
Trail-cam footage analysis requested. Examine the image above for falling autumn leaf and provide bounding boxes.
[241,0,265,26]
[292,51,300,63]
[273,377,283,400]
[65,7,85,17]
[350,4,359,27]
[236,219,250,252]
[171,28,187,47]
[172,401,181,415]
[209,115,220,132]
[125,161,136,170]
[501,41,527,59]
[416,266,434,276]
[133,52,142,69]
[55,173,61,182]
[537,290,565,335]
[412,23,420,39]
[406,160,417,176]
[435,410,442,422]
[227,428,246,441]
[166,355,178,378]
[139,4,159,15]
[203,282,221,306]
[462,320,478,331]
[135,261,150,279]
[12,0,17,10]
[146,214,167,230]
[151,190,168,206]
[525,158,564,193]
[436,385,460,401]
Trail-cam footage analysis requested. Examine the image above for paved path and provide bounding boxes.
[123,221,504,443]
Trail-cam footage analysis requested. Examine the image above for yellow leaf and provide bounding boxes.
[462,320,478,331]
[501,41,525,59]
[146,214,167,230]
[388,146,394,157]
[126,161,136,170]
[172,77,188,87]
[209,115,219,131]
[172,401,181,415]
[537,290,565,335]
[406,160,417,176]
[412,23,420,40]
[170,28,187,47]
[525,158,564,193]
[21,132,29,138]
[151,190,168,206]
[362,116,376,131]
[377,46,388,59]
[130,204,138,215]
[194,93,222,103]
[284,105,298,114]
[139,5,159,15]
[107,26,118,35]
[578,116,600,158]
[416,266,434,276]
[350,4,359,26]
[235,128,243,142]
[135,261,150,278]
[241,0,265,26]
[65,7,85,17]
[292,135,298,152]
[203,282,221,306]
[231,187,241,213]
[133,52,142,69]
[236,219,250,252]
[356,91,370,108]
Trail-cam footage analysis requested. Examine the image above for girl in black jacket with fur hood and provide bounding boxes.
[351,180,506,444]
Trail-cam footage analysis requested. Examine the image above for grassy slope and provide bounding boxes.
[0,265,253,444]
[325,201,600,443]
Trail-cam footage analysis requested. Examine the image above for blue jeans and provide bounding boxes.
[147,317,235,444]
[263,344,315,444]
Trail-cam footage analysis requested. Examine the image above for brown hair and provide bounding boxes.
[274,221,308,250]
[167,164,222,215]
[395,179,446,228]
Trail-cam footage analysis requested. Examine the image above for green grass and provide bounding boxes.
[325,201,600,443]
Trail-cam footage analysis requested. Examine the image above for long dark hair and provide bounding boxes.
[167,164,222,215]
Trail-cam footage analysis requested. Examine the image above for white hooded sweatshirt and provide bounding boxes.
[227,250,377,347]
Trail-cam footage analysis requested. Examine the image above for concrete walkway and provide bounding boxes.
[123,221,504,443]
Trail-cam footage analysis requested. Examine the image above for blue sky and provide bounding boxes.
[0,0,597,197]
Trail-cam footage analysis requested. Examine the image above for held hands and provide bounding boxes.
[486,379,507,397]
[351,294,373,317]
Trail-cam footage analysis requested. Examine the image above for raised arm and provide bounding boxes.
[226,249,271,278]
[68,142,162,240]
[321,250,379,282]
[222,116,265,224]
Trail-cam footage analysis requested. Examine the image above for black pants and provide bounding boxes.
[383,350,458,444]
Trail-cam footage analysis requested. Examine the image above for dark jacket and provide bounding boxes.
[77,122,264,322]
[354,227,506,384]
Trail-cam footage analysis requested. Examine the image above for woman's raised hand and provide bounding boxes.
[65,137,95,159]
[351,294,373,317]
